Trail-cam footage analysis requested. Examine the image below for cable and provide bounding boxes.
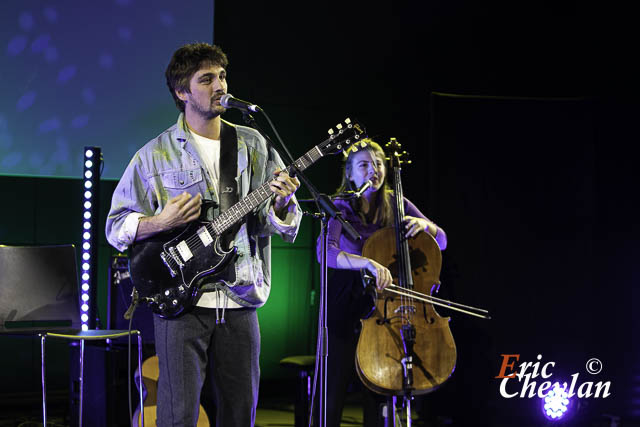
[124,287,140,427]
[259,109,296,167]
[308,282,324,427]
[128,311,135,426]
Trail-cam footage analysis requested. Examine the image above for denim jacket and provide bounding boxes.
[105,114,302,307]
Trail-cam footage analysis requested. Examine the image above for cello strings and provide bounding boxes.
[394,167,411,326]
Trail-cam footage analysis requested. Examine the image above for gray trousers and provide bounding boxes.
[153,307,260,427]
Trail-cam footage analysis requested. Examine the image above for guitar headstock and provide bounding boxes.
[385,137,411,168]
[319,118,366,156]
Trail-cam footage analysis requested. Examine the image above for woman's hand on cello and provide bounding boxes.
[404,216,430,238]
[365,259,393,290]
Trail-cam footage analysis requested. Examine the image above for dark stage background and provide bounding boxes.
[1,0,639,425]
[213,1,639,425]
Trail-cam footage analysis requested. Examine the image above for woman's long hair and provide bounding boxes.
[336,139,394,227]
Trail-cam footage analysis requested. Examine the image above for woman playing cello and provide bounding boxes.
[316,138,447,426]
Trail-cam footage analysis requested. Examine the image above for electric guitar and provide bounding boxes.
[129,118,365,318]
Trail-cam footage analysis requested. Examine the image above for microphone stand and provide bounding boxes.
[240,111,360,427]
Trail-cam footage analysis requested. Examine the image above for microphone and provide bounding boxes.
[353,180,373,198]
[334,180,373,199]
[220,93,261,113]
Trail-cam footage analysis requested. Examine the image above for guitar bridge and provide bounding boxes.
[168,247,185,268]
[160,252,178,277]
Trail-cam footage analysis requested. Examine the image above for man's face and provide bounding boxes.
[178,63,228,119]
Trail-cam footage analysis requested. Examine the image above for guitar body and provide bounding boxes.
[129,220,237,318]
[133,355,210,427]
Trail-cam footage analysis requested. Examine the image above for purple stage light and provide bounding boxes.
[542,382,571,421]
[80,146,101,330]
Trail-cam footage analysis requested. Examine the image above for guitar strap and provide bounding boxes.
[217,121,240,283]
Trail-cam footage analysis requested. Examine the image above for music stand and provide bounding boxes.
[0,244,144,427]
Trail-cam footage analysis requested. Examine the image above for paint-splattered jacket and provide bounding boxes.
[105,113,302,308]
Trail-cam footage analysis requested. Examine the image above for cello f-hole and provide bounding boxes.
[377,297,394,325]
[421,303,435,324]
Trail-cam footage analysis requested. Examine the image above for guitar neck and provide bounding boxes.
[211,145,324,234]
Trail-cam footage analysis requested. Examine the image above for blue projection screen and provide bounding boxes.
[1,1,213,179]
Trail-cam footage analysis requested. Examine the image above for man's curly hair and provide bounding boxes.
[165,43,229,112]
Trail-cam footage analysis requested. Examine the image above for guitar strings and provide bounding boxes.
[176,152,317,253]
[168,133,348,262]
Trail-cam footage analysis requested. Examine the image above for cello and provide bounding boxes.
[355,138,457,402]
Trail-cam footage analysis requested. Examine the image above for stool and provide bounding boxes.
[280,355,316,427]
[40,329,144,427]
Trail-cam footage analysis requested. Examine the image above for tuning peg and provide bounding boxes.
[345,118,351,124]
[328,128,334,135]
[336,123,343,130]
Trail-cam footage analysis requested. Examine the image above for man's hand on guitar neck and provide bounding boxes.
[270,169,300,219]
[136,192,202,241]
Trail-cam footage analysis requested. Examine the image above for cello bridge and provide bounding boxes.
[394,305,416,315]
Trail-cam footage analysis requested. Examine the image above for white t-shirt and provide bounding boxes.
[189,131,220,200]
